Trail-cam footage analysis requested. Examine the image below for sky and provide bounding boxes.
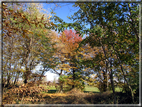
[37,3,79,82]
[42,3,79,23]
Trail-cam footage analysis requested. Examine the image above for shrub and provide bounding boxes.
[3,82,48,104]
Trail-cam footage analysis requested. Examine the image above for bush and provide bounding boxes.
[96,81,107,93]
[59,75,85,92]
[3,82,48,104]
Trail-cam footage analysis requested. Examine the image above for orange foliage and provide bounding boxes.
[59,29,82,52]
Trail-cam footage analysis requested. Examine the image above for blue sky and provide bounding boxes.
[43,3,90,36]
[42,3,79,23]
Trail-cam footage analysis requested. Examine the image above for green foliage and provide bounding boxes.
[51,3,139,104]
[59,74,85,91]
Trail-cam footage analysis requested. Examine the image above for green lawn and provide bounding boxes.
[84,85,100,93]
[115,87,122,92]
[47,86,56,90]
[43,85,122,93]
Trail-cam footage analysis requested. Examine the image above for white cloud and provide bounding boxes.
[31,63,59,82]
[45,71,59,82]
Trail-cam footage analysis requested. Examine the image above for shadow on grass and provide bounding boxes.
[47,89,73,93]
[83,91,100,93]
[47,89,57,93]
[47,89,100,94]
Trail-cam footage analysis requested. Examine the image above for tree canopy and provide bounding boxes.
[2,2,140,104]
[50,2,140,103]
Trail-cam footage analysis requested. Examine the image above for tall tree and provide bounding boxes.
[53,29,83,90]
[70,2,139,103]
[2,3,55,85]
[51,2,139,103]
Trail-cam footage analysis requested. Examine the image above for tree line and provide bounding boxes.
[2,2,140,104]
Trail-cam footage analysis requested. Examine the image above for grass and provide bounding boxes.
[115,87,122,92]
[41,85,122,94]
[45,85,100,93]
[83,85,122,93]
[84,85,100,93]
[47,86,56,90]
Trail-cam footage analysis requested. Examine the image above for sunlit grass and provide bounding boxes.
[48,86,56,90]
[84,85,122,93]
[115,87,122,92]
[41,84,122,93]
[84,85,100,93]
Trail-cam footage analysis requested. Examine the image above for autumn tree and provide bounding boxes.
[50,29,92,91]
[51,2,139,104]
[2,3,56,86]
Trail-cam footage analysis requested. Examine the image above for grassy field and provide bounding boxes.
[115,87,122,92]
[44,85,122,93]
[84,86,122,93]
[84,85,100,93]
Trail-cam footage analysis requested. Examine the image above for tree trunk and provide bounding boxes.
[109,65,116,104]
[112,44,134,103]
[59,82,63,93]
[14,72,19,85]
[109,51,116,104]
[23,71,29,84]
[6,75,11,87]
[72,68,75,89]
[99,38,109,92]
[58,70,63,93]
[13,77,17,85]
[110,70,116,104]
[103,71,107,92]
[37,69,45,86]
[24,78,28,84]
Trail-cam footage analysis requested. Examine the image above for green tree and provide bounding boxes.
[51,29,86,91]
[71,2,139,104]
[51,2,139,104]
